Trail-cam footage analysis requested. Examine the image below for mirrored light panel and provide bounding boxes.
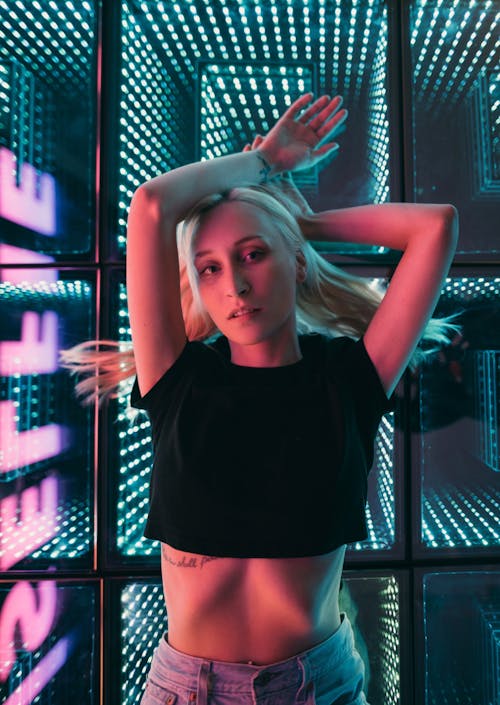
[114,573,404,705]
[409,0,499,255]
[419,569,500,705]
[0,264,95,570]
[348,410,398,554]
[0,580,98,705]
[117,0,392,256]
[414,275,500,556]
[109,277,398,560]
[0,1,97,257]
[107,278,159,562]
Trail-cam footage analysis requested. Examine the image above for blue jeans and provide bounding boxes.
[140,612,369,705]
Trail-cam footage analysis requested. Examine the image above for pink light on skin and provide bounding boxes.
[0,401,69,473]
[0,245,56,284]
[0,475,58,570]
[1,633,75,705]
[0,311,59,375]
[0,148,56,236]
[0,581,57,683]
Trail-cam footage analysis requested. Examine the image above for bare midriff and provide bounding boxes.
[161,542,346,666]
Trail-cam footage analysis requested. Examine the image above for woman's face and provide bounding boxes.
[192,200,301,353]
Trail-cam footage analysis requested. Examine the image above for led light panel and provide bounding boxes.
[417,276,500,552]
[422,570,500,704]
[339,576,401,705]
[119,581,166,705]
[0,1,97,256]
[0,268,95,569]
[109,281,158,559]
[198,61,319,195]
[117,0,391,255]
[348,412,397,553]
[0,580,98,705]
[410,0,499,253]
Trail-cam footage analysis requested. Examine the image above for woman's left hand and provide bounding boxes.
[254,93,347,175]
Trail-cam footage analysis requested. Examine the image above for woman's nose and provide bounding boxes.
[225,268,249,297]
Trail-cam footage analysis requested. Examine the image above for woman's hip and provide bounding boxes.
[140,612,369,705]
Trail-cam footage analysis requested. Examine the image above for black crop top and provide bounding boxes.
[130,334,395,558]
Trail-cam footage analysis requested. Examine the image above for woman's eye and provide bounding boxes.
[199,264,218,277]
[243,250,264,262]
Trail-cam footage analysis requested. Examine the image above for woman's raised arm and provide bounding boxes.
[301,203,459,397]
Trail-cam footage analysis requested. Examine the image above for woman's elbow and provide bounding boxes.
[436,204,459,244]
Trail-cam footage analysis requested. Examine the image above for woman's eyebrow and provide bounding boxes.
[194,235,266,260]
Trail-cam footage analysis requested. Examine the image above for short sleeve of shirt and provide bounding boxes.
[339,335,396,415]
[327,335,396,470]
[130,341,201,422]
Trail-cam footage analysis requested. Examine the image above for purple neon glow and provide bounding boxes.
[0,245,56,284]
[0,401,69,473]
[0,476,58,570]
[0,148,56,236]
[0,581,58,683]
[1,635,74,705]
[0,311,59,375]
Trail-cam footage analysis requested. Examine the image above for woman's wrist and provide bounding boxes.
[255,147,279,182]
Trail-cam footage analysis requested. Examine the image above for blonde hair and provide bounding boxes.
[60,179,461,406]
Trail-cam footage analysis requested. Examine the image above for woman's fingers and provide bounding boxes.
[298,94,332,125]
[280,92,315,121]
[307,96,343,131]
[312,142,340,164]
[252,134,264,149]
[316,108,348,141]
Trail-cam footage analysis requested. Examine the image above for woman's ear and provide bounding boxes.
[296,250,307,283]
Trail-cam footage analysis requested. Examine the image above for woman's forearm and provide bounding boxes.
[140,149,271,222]
[299,203,458,250]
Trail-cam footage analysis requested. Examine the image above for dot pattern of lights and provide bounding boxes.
[419,276,500,551]
[0,276,94,567]
[120,582,166,705]
[474,350,499,472]
[349,412,396,552]
[112,283,159,558]
[423,571,500,704]
[378,575,401,705]
[470,69,500,200]
[116,0,391,254]
[340,575,401,705]
[410,0,499,112]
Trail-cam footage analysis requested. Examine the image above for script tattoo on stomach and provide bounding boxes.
[161,544,220,569]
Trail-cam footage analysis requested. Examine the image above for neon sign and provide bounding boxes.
[0,147,56,236]
[0,233,75,697]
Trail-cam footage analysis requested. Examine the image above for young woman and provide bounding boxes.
[63,93,459,704]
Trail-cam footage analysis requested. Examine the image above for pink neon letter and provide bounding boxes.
[0,311,58,375]
[0,244,56,284]
[0,580,57,682]
[0,147,56,235]
[0,476,58,570]
[0,401,69,473]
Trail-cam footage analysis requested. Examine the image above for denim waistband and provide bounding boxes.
[149,612,356,703]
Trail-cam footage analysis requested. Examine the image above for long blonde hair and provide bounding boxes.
[60,178,461,405]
